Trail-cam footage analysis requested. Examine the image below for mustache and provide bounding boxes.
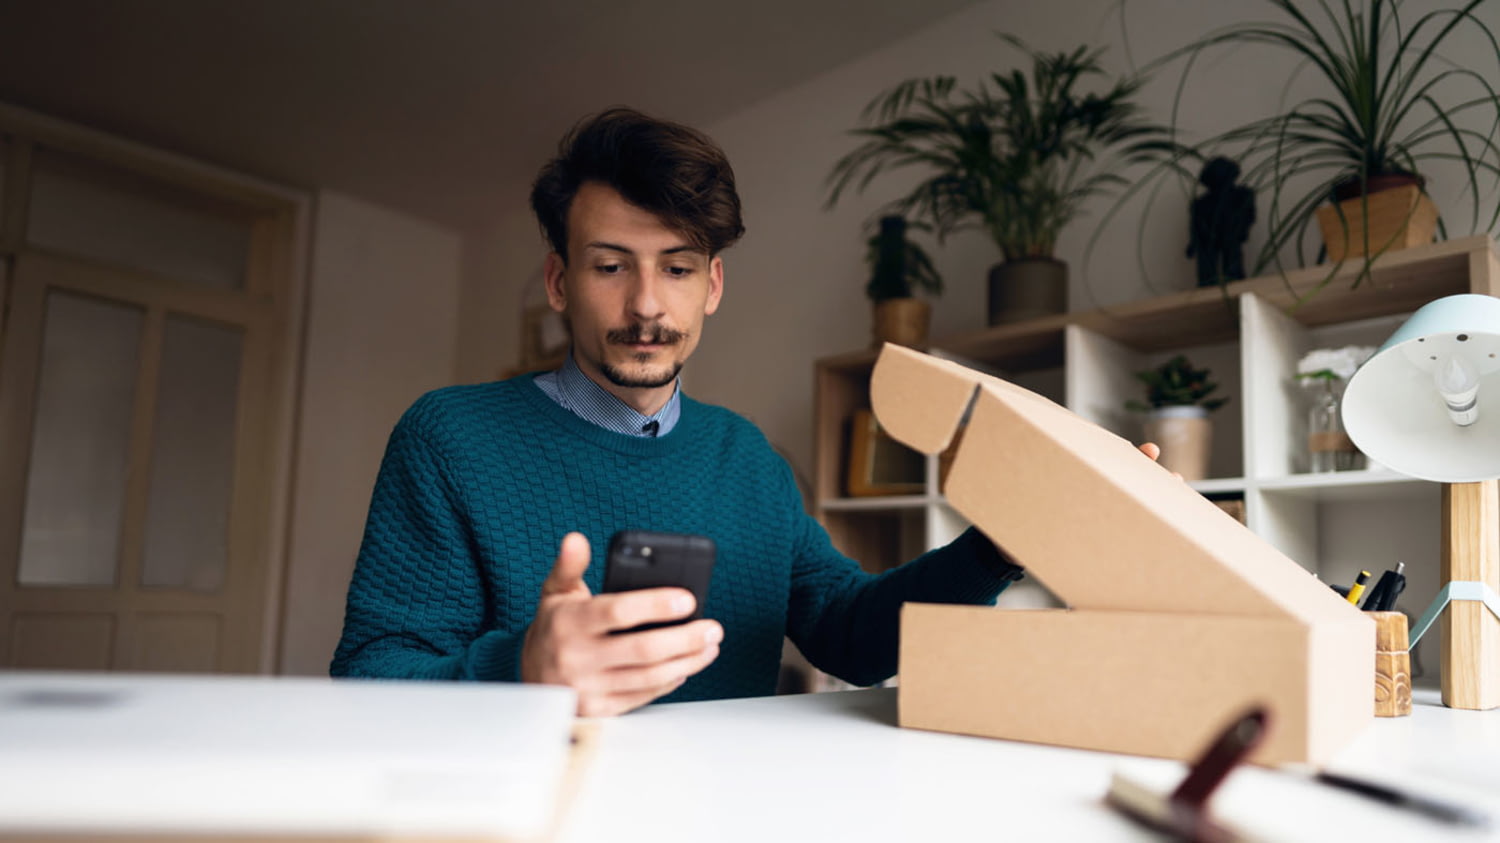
[607,323,687,345]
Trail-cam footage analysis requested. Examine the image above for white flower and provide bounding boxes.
[1297,345,1376,382]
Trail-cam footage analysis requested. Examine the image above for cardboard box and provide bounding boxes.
[872,345,1372,764]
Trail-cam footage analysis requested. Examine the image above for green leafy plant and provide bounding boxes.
[1126,355,1229,412]
[864,215,944,302]
[827,34,1174,262]
[1136,0,1500,288]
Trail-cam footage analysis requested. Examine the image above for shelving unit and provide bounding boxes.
[813,236,1499,680]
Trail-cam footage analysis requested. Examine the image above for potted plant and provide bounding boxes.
[865,215,943,349]
[826,35,1172,325]
[1146,0,1500,286]
[1296,345,1376,472]
[1127,354,1229,482]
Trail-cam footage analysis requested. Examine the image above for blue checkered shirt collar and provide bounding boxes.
[533,351,681,438]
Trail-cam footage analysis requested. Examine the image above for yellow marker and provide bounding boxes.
[1346,570,1371,605]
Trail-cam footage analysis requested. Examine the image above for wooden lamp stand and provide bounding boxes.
[1438,480,1500,710]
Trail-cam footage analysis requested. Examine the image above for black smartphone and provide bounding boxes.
[602,530,716,633]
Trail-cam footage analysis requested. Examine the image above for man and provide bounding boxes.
[331,107,1029,716]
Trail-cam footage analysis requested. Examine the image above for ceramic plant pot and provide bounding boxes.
[1143,405,1212,482]
[1315,176,1437,263]
[987,257,1067,326]
[872,297,931,350]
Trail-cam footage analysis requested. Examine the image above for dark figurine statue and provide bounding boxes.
[1186,157,1255,287]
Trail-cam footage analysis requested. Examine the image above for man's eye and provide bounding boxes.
[596,264,624,274]
[665,266,694,277]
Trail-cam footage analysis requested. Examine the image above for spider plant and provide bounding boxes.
[826,34,1174,264]
[1144,0,1500,287]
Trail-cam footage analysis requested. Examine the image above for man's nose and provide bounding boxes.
[627,271,666,320]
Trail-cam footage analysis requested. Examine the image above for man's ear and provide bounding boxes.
[543,252,567,313]
[704,255,724,316]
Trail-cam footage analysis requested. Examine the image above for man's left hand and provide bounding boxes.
[1138,441,1183,481]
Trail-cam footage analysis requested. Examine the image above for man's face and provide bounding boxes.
[544,181,723,411]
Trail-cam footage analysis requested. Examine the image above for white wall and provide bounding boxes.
[278,191,462,675]
[466,0,1500,486]
[456,207,544,385]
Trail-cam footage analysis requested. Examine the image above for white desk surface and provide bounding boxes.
[561,687,1500,843]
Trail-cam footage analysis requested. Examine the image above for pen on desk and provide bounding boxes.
[1315,771,1491,828]
[1345,570,1370,605]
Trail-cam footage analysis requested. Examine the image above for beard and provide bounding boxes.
[599,322,688,388]
[600,358,683,389]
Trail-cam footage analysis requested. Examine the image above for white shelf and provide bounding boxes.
[1191,477,1248,495]
[818,495,933,512]
[1257,470,1432,501]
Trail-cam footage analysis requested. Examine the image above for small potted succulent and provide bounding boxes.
[864,215,943,349]
[1127,355,1229,481]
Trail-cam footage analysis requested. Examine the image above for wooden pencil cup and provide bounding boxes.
[1372,611,1412,717]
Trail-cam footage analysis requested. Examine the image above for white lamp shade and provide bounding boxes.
[1342,294,1500,483]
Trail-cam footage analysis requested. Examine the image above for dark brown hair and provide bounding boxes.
[531,107,745,262]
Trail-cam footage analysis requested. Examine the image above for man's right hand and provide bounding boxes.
[520,532,723,717]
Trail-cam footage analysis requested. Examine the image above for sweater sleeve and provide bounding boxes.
[329,407,522,681]
[784,475,1024,686]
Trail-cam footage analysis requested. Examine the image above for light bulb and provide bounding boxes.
[1433,352,1479,426]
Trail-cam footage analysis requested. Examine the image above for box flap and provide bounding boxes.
[871,344,1358,622]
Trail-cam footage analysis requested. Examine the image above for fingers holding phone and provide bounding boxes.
[562,595,721,717]
[520,531,721,717]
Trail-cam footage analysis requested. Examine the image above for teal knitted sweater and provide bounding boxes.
[331,375,1021,701]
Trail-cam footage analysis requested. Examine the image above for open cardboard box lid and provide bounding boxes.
[871,344,1357,622]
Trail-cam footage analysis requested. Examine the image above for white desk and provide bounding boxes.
[562,688,1500,842]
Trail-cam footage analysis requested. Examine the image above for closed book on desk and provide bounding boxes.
[0,672,578,840]
[872,344,1372,765]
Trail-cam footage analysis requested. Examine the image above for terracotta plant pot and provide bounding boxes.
[871,297,931,349]
[1314,176,1437,263]
[1142,405,1212,482]
[987,257,1067,326]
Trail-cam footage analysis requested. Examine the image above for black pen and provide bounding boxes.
[1379,562,1406,611]
[1315,771,1491,828]
[1363,562,1407,612]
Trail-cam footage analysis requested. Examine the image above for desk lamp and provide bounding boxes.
[1342,293,1500,710]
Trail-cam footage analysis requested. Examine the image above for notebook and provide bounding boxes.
[0,671,578,840]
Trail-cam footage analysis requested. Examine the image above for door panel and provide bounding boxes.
[26,149,252,291]
[17,289,142,587]
[9,613,114,669]
[133,613,220,672]
[141,315,242,591]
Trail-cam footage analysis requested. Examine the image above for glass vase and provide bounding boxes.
[1306,379,1364,472]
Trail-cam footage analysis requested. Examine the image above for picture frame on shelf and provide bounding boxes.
[522,303,570,366]
[846,409,924,497]
[499,304,570,380]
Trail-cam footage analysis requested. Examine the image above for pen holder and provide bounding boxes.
[1372,611,1412,717]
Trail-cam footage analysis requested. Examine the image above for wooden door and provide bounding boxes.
[0,138,295,673]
